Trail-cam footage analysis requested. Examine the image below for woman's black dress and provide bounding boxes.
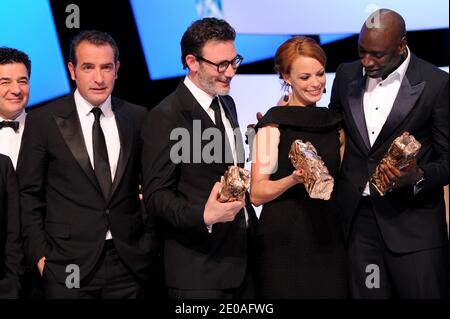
[255,105,348,298]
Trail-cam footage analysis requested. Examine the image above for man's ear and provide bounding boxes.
[399,35,407,54]
[115,61,121,79]
[68,62,76,81]
[185,54,198,72]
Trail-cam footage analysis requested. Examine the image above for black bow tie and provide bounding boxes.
[0,120,20,132]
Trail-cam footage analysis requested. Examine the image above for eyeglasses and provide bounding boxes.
[195,54,244,73]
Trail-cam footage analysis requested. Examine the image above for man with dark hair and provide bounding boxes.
[18,30,156,298]
[330,9,449,298]
[69,30,119,67]
[0,47,31,76]
[180,17,236,69]
[0,47,31,168]
[142,17,257,299]
[0,47,30,298]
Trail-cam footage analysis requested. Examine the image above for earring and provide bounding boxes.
[323,87,327,94]
[283,83,291,102]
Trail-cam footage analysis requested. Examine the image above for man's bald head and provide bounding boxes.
[358,9,408,79]
[362,9,406,43]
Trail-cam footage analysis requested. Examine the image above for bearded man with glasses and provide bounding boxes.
[142,17,258,299]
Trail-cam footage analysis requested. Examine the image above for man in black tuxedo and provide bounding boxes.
[0,47,30,298]
[0,154,23,298]
[329,9,449,298]
[0,47,30,169]
[142,18,257,299]
[17,30,155,298]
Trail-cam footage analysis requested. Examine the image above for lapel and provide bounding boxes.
[347,75,371,152]
[371,56,426,151]
[174,82,216,130]
[175,83,239,166]
[53,94,101,194]
[108,97,133,201]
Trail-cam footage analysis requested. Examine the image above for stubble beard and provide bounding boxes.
[198,68,231,96]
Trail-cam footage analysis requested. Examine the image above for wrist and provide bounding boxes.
[203,211,214,226]
[289,174,301,186]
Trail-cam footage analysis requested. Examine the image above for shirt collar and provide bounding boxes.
[184,75,216,112]
[74,89,113,118]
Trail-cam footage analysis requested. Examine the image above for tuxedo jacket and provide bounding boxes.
[17,94,156,285]
[329,54,449,253]
[142,82,257,290]
[0,154,23,298]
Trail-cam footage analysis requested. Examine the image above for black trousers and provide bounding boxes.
[348,197,449,299]
[43,240,144,299]
[168,229,257,299]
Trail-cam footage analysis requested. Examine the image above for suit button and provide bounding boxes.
[105,209,110,215]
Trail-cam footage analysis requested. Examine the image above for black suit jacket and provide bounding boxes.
[0,154,23,298]
[142,82,257,290]
[17,94,155,284]
[329,54,449,253]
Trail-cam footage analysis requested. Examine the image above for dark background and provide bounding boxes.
[48,0,449,110]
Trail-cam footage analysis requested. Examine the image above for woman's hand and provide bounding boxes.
[291,169,305,184]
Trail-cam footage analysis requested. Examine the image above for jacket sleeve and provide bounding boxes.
[16,111,51,268]
[0,157,24,298]
[329,64,345,112]
[420,77,449,193]
[141,108,210,242]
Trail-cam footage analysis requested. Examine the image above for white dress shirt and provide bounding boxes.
[0,109,26,169]
[184,76,248,230]
[74,89,121,239]
[362,46,411,196]
[184,76,237,164]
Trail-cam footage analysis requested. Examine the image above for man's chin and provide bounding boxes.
[5,102,26,111]
[365,70,382,78]
[215,86,230,96]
